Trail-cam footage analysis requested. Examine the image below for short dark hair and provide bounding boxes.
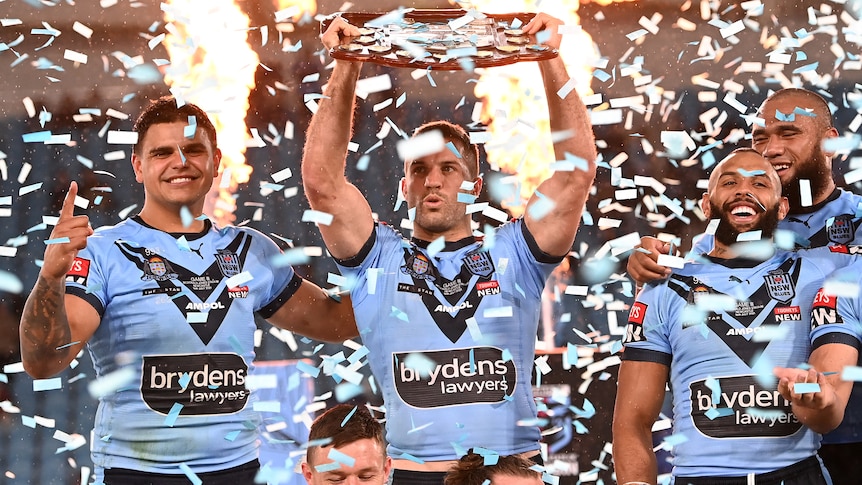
[444,451,541,485]
[133,96,217,155]
[730,147,760,156]
[306,404,386,464]
[760,88,834,131]
[412,120,480,180]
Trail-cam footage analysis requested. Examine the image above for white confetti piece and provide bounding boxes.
[187,312,208,324]
[63,49,88,64]
[656,254,685,269]
[590,109,623,125]
[225,271,252,288]
[105,130,138,144]
[397,130,445,161]
[483,306,513,318]
[33,378,62,391]
[87,367,135,399]
[356,74,392,98]
[799,179,812,207]
[271,167,292,183]
[302,210,334,226]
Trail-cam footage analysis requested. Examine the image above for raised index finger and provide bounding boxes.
[59,181,79,220]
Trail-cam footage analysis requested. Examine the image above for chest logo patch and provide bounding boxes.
[399,247,498,343]
[116,233,251,345]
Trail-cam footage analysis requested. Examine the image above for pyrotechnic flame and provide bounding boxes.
[274,0,317,22]
[161,0,259,226]
[457,0,601,217]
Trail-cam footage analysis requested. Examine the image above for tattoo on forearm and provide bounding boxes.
[22,275,71,357]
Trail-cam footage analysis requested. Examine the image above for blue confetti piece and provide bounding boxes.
[393,452,425,464]
[705,376,721,405]
[357,154,370,171]
[184,116,197,138]
[737,168,765,177]
[44,237,70,245]
[328,447,356,467]
[663,432,688,447]
[390,306,410,322]
[178,372,191,392]
[792,62,819,74]
[296,360,320,378]
[426,69,436,87]
[179,206,194,228]
[127,64,163,84]
[445,141,462,158]
[793,382,821,394]
[593,69,612,82]
[536,29,551,44]
[775,110,795,122]
[164,402,183,427]
[364,139,383,154]
[340,405,358,427]
[22,131,52,142]
[335,382,364,402]
[224,430,241,441]
[427,237,445,257]
[573,420,588,434]
[228,335,243,355]
[314,462,341,473]
[457,192,477,203]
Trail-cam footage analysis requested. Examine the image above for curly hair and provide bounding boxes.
[444,451,542,485]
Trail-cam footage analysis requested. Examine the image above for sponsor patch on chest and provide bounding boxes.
[392,347,516,408]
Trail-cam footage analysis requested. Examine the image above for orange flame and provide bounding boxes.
[274,0,317,21]
[161,0,259,226]
[455,0,600,217]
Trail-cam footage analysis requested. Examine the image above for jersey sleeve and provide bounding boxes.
[496,219,563,298]
[252,230,301,318]
[810,264,862,351]
[334,223,404,306]
[621,282,673,366]
[65,242,108,316]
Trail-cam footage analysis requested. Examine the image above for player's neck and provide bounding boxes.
[412,224,473,244]
[808,178,837,208]
[138,204,207,233]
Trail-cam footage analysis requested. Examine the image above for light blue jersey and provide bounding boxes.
[65,217,299,480]
[336,220,560,461]
[693,188,862,445]
[622,247,854,477]
[810,257,862,353]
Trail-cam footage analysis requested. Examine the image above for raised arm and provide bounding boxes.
[20,182,100,378]
[774,343,857,434]
[521,13,597,257]
[301,17,375,260]
[612,359,668,485]
[266,279,359,343]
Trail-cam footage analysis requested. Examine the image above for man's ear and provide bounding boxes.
[212,147,222,175]
[700,192,710,218]
[400,177,407,199]
[472,176,483,196]
[131,153,144,184]
[821,126,840,158]
[777,196,789,221]
[300,462,314,484]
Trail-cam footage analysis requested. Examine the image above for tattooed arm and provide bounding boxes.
[20,183,100,378]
